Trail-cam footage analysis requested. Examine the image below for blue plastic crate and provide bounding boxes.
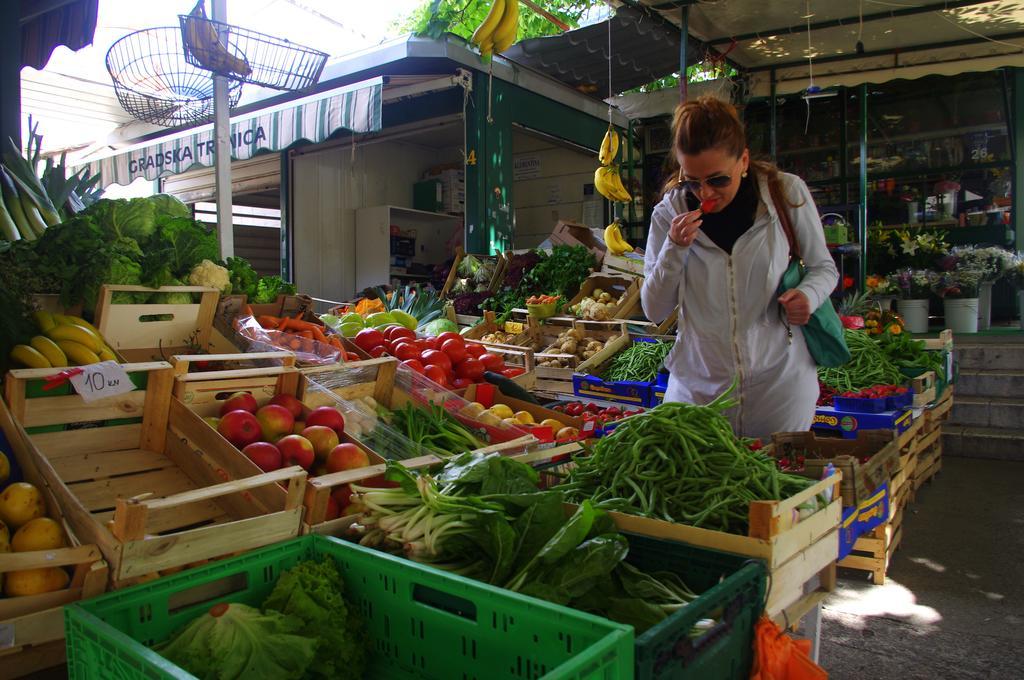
[572,373,652,407]
[832,395,888,413]
[886,390,914,410]
[813,406,914,439]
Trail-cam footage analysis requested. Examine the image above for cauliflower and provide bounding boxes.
[187,259,232,294]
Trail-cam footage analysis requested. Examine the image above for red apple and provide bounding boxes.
[202,416,220,429]
[292,421,306,434]
[325,443,370,473]
[306,406,345,435]
[218,410,263,448]
[269,393,305,420]
[219,391,258,416]
[332,484,353,509]
[324,495,340,521]
[301,425,340,462]
[277,434,315,470]
[242,442,282,472]
[256,404,295,441]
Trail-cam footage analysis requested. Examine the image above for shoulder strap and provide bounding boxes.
[766,176,801,260]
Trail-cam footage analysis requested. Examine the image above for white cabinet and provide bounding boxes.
[354,206,463,293]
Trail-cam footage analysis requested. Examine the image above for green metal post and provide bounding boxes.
[484,78,514,254]
[627,119,635,239]
[465,71,490,253]
[679,6,689,101]
[1014,68,1024,251]
[769,69,777,162]
[0,4,21,151]
[859,84,868,290]
[839,87,848,205]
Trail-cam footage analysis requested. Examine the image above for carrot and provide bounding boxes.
[281,318,320,333]
[286,337,302,351]
[298,330,314,340]
[243,304,255,318]
[311,326,330,344]
[257,315,280,329]
[346,352,360,362]
[276,317,290,331]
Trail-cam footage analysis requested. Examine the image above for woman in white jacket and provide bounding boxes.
[641,97,838,440]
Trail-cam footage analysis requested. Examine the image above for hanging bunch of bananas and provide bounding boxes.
[470,0,520,58]
[604,218,634,257]
[182,0,252,77]
[594,125,631,203]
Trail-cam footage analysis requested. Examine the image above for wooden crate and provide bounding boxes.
[567,274,642,321]
[600,252,645,278]
[921,328,954,351]
[530,444,842,619]
[461,311,532,348]
[0,398,108,675]
[3,363,307,588]
[924,387,954,428]
[909,371,937,407]
[531,319,629,397]
[94,284,226,362]
[440,247,506,298]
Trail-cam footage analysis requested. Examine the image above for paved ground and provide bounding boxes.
[821,456,1024,679]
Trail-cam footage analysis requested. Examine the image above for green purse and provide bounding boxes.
[769,180,851,368]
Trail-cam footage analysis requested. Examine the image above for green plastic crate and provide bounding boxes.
[623,533,765,680]
[65,534,632,680]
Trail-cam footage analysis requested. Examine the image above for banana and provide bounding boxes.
[594,166,632,203]
[599,127,619,166]
[46,324,103,353]
[491,0,519,53]
[471,0,505,53]
[33,310,56,333]
[30,336,68,367]
[604,220,633,256]
[56,340,100,366]
[184,2,252,77]
[54,314,101,335]
[97,345,118,362]
[10,344,51,369]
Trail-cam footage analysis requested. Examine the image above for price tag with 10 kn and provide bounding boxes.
[69,361,134,403]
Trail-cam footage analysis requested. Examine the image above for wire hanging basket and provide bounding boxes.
[178,11,328,91]
[106,26,243,127]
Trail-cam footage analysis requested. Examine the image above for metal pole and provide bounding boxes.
[679,6,688,101]
[859,84,868,290]
[212,0,233,258]
[769,69,777,162]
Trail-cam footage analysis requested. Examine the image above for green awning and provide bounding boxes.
[86,77,383,188]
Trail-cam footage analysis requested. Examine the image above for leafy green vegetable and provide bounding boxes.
[226,256,259,297]
[352,453,704,634]
[253,275,297,304]
[420,318,459,337]
[149,278,192,304]
[149,193,192,219]
[263,558,368,680]
[112,197,157,246]
[148,216,221,281]
[156,602,316,680]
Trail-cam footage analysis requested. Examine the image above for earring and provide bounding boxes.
[741,170,748,178]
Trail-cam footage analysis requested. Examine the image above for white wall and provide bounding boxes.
[291,138,461,303]
[512,129,598,249]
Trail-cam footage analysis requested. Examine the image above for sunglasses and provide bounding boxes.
[676,162,739,195]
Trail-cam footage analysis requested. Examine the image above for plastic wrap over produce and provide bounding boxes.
[303,361,536,457]
[302,379,432,462]
[233,314,341,366]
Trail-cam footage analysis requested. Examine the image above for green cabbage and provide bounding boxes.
[150,278,193,304]
[112,197,158,245]
[420,318,459,336]
[149,193,192,219]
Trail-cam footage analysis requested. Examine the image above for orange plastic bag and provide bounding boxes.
[750,616,828,680]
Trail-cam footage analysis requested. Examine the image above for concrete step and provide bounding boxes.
[955,343,1024,371]
[943,426,1024,461]
[952,368,1024,398]
[948,396,1024,429]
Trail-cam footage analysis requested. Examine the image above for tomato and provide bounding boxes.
[368,345,387,358]
[383,340,397,355]
[464,343,486,358]
[455,358,484,380]
[424,364,449,387]
[382,325,400,341]
[501,367,525,378]
[421,349,452,372]
[441,339,468,364]
[451,377,471,389]
[394,342,420,362]
[478,352,503,371]
[414,339,432,352]
[390,327,416,343]
[435,332,462,348]
[401,359,425,374]
[354,328,385,352]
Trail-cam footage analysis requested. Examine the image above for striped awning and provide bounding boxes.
[85,77,383,188]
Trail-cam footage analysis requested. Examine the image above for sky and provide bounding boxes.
[21,0,425,154]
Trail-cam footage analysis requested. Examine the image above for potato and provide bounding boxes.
[556,426,580,440]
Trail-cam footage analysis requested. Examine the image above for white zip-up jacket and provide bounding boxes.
[641,171,839,440]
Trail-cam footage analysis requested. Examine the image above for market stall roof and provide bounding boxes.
[502,4,700,99]
[21,0,99,70]
[84,76,384,188]
[631,0,1024,97]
